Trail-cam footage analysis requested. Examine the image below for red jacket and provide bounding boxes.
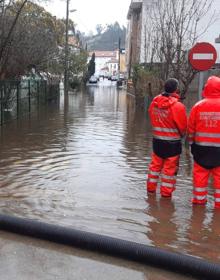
[188,76,220,147]
[187,76,220,168]
[149,92,187,141]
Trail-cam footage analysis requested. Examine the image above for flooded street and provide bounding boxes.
[0,79,219,267]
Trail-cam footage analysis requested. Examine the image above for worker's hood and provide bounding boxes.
[202,76,220,98]
[152,93,178,109]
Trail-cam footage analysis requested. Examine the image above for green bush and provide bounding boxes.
[131,63,163,98]
[69,78,81,89]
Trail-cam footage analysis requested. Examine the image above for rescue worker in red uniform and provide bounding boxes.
[187,76,220,208]
[147,78,187,197]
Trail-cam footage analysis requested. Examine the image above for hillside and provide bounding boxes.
[83,22,126,51]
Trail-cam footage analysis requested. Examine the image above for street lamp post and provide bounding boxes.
[64,3,77,98]
[64,0,70,97]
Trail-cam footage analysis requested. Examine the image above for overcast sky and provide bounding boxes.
[43,0,220,44]
[43,0,131,34]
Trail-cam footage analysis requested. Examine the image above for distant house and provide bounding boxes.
[68,32,81,54]
[88,50,118,76]
[106,58,119,75]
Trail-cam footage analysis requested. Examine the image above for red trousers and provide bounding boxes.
[147,152,179,197]
[192,162,220,208]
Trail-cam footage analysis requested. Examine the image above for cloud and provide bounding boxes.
[43,0,130,34]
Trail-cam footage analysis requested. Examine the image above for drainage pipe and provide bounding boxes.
[0,214,220,279]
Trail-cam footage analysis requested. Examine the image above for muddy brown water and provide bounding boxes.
[0,80,219,273]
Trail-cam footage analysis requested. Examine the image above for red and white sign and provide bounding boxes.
[188,42,217,71]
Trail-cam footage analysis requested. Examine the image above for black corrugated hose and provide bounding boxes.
[0,214,220,279]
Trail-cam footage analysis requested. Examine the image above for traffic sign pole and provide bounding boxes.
[198,71,204,100]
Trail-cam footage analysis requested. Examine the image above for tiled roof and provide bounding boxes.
[89,51,117,58]
[68,36,80,47]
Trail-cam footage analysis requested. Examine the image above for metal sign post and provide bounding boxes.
[198,71,204,100]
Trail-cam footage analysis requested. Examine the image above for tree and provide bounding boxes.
[0,0,29,78]
[95,24,104,35]
[69,50,88,77]
[84,22,126,51]
[87,52,95,78]
[143,0,217,97]
[0,1,65,78]
[67,49,88,88]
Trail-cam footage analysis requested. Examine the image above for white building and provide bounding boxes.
[126,0,220,72]
[106,58,119,75]
[88,51,118,76]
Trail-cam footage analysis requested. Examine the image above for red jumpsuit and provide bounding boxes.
[187,76,220,208]
[147,92,187,197]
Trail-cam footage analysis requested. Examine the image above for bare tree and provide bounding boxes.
[146,0,218,97]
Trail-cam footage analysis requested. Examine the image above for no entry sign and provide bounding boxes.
[188,42,217,71]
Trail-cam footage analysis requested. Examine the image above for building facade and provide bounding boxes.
[126,0,143,77]
[88,51,118,76]
[126,0,157,76]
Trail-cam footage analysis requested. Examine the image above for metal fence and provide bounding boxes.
[0,80,60,125]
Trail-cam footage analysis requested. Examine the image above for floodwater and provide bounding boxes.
[0,79,219,270]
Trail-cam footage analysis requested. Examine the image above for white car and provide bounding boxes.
[89,75,98,83]
[111,75,118,81]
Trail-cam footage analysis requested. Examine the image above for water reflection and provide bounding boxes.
[145,195,178,250]
[187,206,220,262]
[0,79,219,266]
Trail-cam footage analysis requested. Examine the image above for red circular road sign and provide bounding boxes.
[188,42,217,71]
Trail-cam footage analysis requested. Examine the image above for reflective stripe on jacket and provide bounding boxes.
[149,92,187,141]
[188,76,220,147]
[187,76,220,167]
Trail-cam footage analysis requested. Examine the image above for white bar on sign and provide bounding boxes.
[193,53,213,60]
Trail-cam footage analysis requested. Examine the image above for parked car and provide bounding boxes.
[119,74,125,81]
[89,75,98,84]
[110,75,118,81]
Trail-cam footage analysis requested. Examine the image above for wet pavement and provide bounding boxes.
[0,79,219,278]
[0,231,194,280]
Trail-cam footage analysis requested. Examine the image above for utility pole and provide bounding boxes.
[64,0,70,97]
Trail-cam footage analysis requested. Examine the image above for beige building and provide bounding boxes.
[119,49,126,74]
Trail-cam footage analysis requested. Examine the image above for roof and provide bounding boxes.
[88,51,117,58]
[68,35,80,48]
